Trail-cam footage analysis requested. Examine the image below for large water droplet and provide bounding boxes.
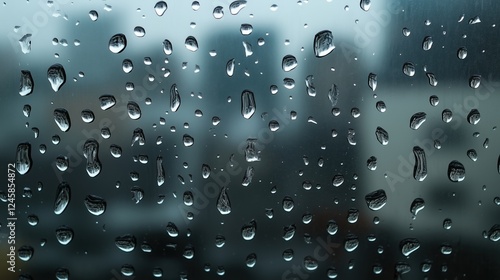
[413,146,427,181]
[303,256,318,270]
[127,101,141,120]
[47,64,66,92]
[109,34,127,54]
[410,198,425,216]
[422,36,433,51]
[18,246,34,261]
[99,95,116,110]
[403,62,416,76]
[84,195,106,216]
[360,0,371,11]
[345,235,359,252]
[282,55,297,72]
[375,126,389,145]
[55,226,74,245]
[183,134,194,147]
[217,187,231,215]
[241,90,256,119]
[170,84,181,112]
[410,112,426,130]
[19,34,32,54]
[213,6,224,19]
[16,143,32,175]
[54,182,70,215]
[53,108,71,132]
[185,36,198,52]
[83,139,101,177]
[448,160,465,182]
[467,109,480,125]
[241,220,256,240]
[19,70,34,96]
[154,1,167,16]
[365,189,387,211]
[283,225,296,241]
[313,30,335,57]
[115,234,136,252]
[229,0,247,15]
[400,238,420,256]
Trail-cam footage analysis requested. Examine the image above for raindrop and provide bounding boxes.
[368,73,377,91]
[55,156,69,171]
[213,6,224,19]
[403,62,415,76]
[121,265,134,276]
[154,1,167,16]
[327,220,338,235]
[457,47,467,59]
[133,26,145,37]
[443,218,452,229]
[375,126,389,145]
[410,112,426,130]
[246,253,257,268]
[400,238,420,256]
[226,58,235,77]
[347,129,356,145]
[108,34,127,54]
[426,73,438,86]
[19,34,32,54]
[367,156,377,170]
[303,256,318,271]
[422,36,433,50]
[413,146,427,181]
[16,143,32,175]
[442,109,453,123]
[122,59,133,73]
[131,128,146,146]
[421,262,432,273]
[18,246,34,261]
[191,1,200,10]
[127,101,141,120]
[166,222,178,237]
[332,175,344,187]
[328,84,340,106]
[84,195,106,216]
[241,90,256,119]
[313,30,335,57]
[282,55,298,72]
[302,213,313,224]
[283,225,296,241]
[89,10,98,21]
[217,187,231,215]
[347,208,359,223]
[429,95,439,106]
[469,75,481,88]
[284,78,296,89]
[360,0,371,11]
[269,120,280,131]
[410,198,425,216]
[283,249,294,261]
[55,268,69,280]
[376,101,386,112]
[80,109,94,123]
[185,36,198,52]
[47,64,66,92]
[283,196,294,212]
[54,182,70,215]
[83,139,101,177]
[402,27,411,36]
[468,16,481,25]
[163,39,173,55]
[110,144,122,158]
[183,134,194,147]
[229,0,247,15]
[448,160,465,182]
[55,226,74,245]
[156,156,165,186]
[27,215,39,226]
[241,220,256,240]
[183,191,193,206]
[467,149,478,161]
[240,24,253,35]
[53,108,71,132]
[242,166,254,186]
[23,104,31,117]
[242,41,253,56]
[115,234,136,252]
[215,235,225,247]
[19,70,34,96]
[345,235,359,252]
[440,244,452,255]
[99,95,116,110]
[488,225,500,241]
[365,189,387,210]
[170,84,181,112]
[467,109,480,125]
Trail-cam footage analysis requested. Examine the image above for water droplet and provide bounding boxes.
[121,264,134,276]
[429,95,439,106]
[440,109,453,123]
[467,109,480,125]
[131,128,146,146]
[88,10,98,21]
[303,256,318,270]
[115,234,136,252]
[332,175,344,187]
[410,198,425,216]
[345,235,359,252]
[23,104,31,117]
[413,146,427,181]
[19,70,34,96]
[410,112,426,130]
[360,0,371,11]
[54,182,70,215]
[443,218,452,229]
[347,208,359,223]
[467,149,478,161]
[213,6,224,19]
[422,36,433,51]
[365,189,387,210]
[283,196,294,212]
[163,39,173,55]
[402,27,411,36]
[27,214,39,226]
[283,249,294,261]
[241,90,256,119]
[440,244,452,255]
[347,129,356,145]
[229,0,247,15]
[488,225,500,241]
[469,75,481,88]
[127,101,141,120]
[313,30,335,57]
[47,64,66,92]
[99,95,116,110]
[241,166,254,186]
[241,220,256,240]
[375,126,389,145]
[216,187,231,215]
[154,1,167,16]
[282,55,297,72]
[448,160,465,182]
[400,238,420,256]
[84,195,106,216]
[242,41,253,56]
[16,143,32,175]
[55,226,74,245]
[55,268,69,280]
[55,156,69,171]
[225,58,236,77]
[154,156,165,186]
[165,222,179,237]
[182,134,194,147]
[403,62,416,76]
[421,261,432,272]
[133,26,145,37]
[269,120,280,131]
[83,139,101,177]
[246,253,257,268]
[367,156,377,170]
[457,47,467,59]
[468,16,481,25]
[367,72,377,91]
[18,246,34,261]
[376,101,386,112]
[122,59,133,73]
[327,220,338,235]
[109,144,122,158]
[108,34,127,54]
[19,34,32,54]
[240,23,253,35]
[183,191,193,206]
[284,77,296,90]
[426,73,438,86]
[54,108,71,132]
[283,225,296,241]
[185,36,198,52]
[328,84,340,106]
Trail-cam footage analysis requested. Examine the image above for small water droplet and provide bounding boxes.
[19,34,32,54]
[469,75,481,89]
[54,108,71,132]
[375,126,389,145]
[19,70,34,96]
[163,39,173,55]
[368,72,377,91]
[413,146,427,181]
[154,1,167,16]
[467,109,480,125]
[99,95,116,110]
[403,62,416,76]
[216,187,231,215]
[448,160,465,182]
[84,195,106,216]
[283,249,294,261]
[467,149,478,161]
[88,10,98,21]
[443,218,452,229]
[457,47,467,59]
[422,36,433,51]
[115,234,136,252]
[18,246,34,261]
[240,23,253,35]
[241,220,256,240]
[183,134,194,147]
[185,36,198,52]
[282,55,297,72]
[213,6,224,19]
[242,41,253,56]
[47,64,66,92]
[426,73,438,86]
[328,84,340,106]
[133,26,145,37]
[402,27,411,36]
[16,143,32,175]
[55,226,74,245]
[241,90,256,119]
[400,238,420,256]
[376,101,386,112]
[345,235,359,252]
[283,196,294,212]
